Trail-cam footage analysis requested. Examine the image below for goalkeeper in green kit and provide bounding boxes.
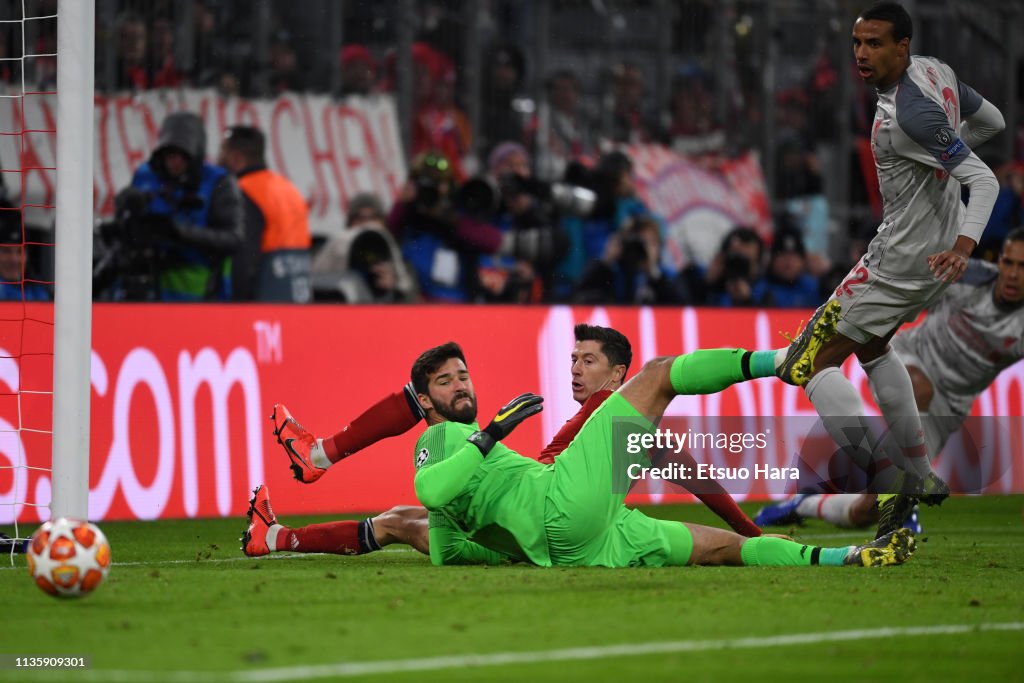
[412,341,916,569]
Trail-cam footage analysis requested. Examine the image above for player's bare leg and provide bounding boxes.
[905,365,935,412]
[617,347,781,418]
[370,506,429,554]
[616,356,677,419]
[848,494,879,527]
[684,524,746,565]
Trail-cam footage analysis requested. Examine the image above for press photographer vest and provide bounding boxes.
[237,170,311,252]
[236,168,312,302]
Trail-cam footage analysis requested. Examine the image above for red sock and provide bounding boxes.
[323,386,423,463]
[694,492,762,537]
[663,450,762,537]
[277,520,378,555]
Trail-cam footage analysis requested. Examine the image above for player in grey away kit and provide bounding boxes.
[759,230,1024,530]
[773,1,1006,538]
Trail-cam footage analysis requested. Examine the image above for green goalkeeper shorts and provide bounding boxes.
[549,506,694,567]
[544,392,694,567]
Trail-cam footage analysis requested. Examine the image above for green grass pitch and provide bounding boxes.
[1,496,1022,683]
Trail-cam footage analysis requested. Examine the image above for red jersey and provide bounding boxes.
[537,390,613,465]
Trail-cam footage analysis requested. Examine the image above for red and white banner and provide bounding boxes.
[627,145,773,271]
[0,88,405,237]
[0,303,1021,523]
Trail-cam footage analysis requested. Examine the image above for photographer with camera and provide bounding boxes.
[98,111,243,301]
[572,215,687,305]
[703,226,765,307]
[556,151,660,299]
[311,193,418,303]
[388,152,506,302]
[465,142,572,302]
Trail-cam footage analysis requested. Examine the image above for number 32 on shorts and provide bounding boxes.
[836,265,869,297]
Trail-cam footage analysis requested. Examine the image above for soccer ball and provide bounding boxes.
[27,518,111,598]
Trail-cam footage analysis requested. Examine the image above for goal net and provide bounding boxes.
[0,0,93,562]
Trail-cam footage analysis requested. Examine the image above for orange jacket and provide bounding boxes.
[238,169,311,252]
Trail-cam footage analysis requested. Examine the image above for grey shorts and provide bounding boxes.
[828,260,950,344]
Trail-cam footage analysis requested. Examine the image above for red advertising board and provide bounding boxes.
[1,303,1021,523]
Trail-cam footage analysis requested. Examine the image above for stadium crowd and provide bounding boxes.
[0,1,1018,306]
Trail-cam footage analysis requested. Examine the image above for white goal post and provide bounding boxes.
[50,0,94,521]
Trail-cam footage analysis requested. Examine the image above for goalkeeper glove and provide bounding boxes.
[467,392,544,456]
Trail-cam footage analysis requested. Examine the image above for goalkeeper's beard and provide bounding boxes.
[435,392,478,424]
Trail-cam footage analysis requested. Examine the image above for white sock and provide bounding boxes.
[862,349,934,479]
[774,347,787,370]
[311,438,332,470]
[266,524,283,552]
[796,495,820,518]
[805,367,901,491]
[796,494,857,527]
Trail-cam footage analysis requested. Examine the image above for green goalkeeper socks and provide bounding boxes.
[669,349,776,396]
[740,536,851,566]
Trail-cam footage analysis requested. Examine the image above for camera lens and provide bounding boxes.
[550,183,596,216]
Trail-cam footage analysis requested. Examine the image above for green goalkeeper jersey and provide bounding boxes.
[413,420,555,566]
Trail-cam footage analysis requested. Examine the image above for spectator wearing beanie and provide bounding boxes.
[752,228,820,308]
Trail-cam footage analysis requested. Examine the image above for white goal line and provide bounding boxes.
[3,622,1021,683]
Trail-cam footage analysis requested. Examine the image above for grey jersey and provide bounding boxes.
[867,56,984,279]
[893,262,1024,416]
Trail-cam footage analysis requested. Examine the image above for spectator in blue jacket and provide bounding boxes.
[753,228,820,308]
